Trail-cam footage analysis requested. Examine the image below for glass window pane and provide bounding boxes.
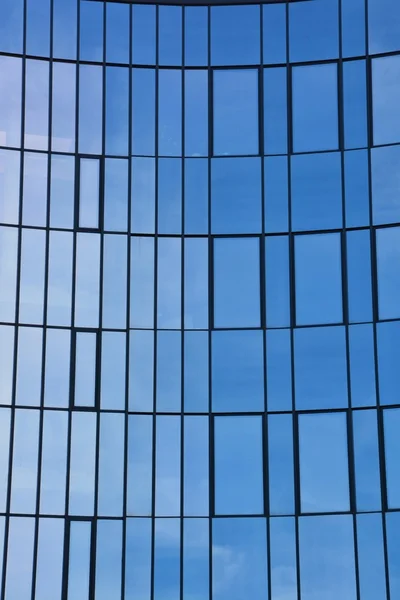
[69,412,96,516]
[19,228,46,324]
[156,330,181,413]
[291,152,342,231]
[373,56,400,145]
[79,65,103,155]
[214,237,260,328]
[106,2,129,63]
[50,155,75,229]
[155,416,180,516]
[0,56,22,148]
[357,515,387,600]
[24,59,49,150]
[185,7,208,66]
[184,416,209,516]
[387,512,400,599]
[79,158,99,228]
[75,233,100,328]
[294,326,348,410]
[132,69,155,157]
[5,518,35,600]
[183,519,209,600]
[40,410,68,515]
[343,60,368,149]
[26,0,50,57]
[52,62,76,153]
[158,70,182,157]
[376,227,400,320]
[74,331,97,408]
[80,0,103,61]
[295,233,343,326]
[299,412,350,513]
[184,159,208,234]
[157,237,181,329]
[264,68,287,154]
[184,331,209,413]
[0,408,11,512]
[95,521,123,600]
[265,235,290,328]
[154,519,180,600]
[185,70,208,157]
[215,416,263,515]
[384,408,400,508]
[377,321,400,406]
[263,4,286,64]
[0,226,18,322]
[22,152,47,226]
[53,0,77,60]
[35,519,64,600]
[211,6,260,66]
[184,238,209,329]
[0,149,20,224]
[0,0,24,54]
[0,326,14,406]
[353,410,381,512]
[289,0,339,61]
[159,6,182,66]
[158,158,182,234]
[292,64,338,153]
[44,328,71,408]
[212,330,264,413]
[264,156,288,233]
[132,5,156,65]
[131,158,155,233]
[125,519,152,599]
[270,518,297,600]
[97,413,125,517]
[211,157,261,233]
[102,234,127,328]
[349,324,376,408]
[266,329,292,412]
[213,70,259,156]
[11,409,40,513]
[368,0,400,54]
[344,149,370,228]
[268,414,295,515]
[104,158,128,231]
[106,67,129,156]
[127,415,153,516]
[15,326,42,407]
[128,330,154,412]
[67,521,91,600]
[47,231,73,326]
[346,229,373,323]
[341,0,365,57]
[372,145,400,225]
[100,332,126,410]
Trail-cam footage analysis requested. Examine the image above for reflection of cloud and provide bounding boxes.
[212,544,245,594]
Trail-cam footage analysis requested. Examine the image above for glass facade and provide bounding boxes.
[0,0,400,598]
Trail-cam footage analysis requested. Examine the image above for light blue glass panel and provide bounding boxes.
[0,409,11,511]
[106,67,129,156]
[50,155,75,229]
[384,408,400,508]
[95,521,123,600]
[44,329,71,408]
[69,412,96,516]
[158,158,182,234]
[15,326,42,406]
[79,65,103,154]
[376,227,400,319]
[387,513,400,599]
[343,60,368,149]
[79,158,99,228]
[22,152,47,226]
[264,68,287,154]
[185,7,208,66]
[158,70,182,157]
[52,62,76,153]
[263,4,286,64]
[127,415,153,515]
[344,149,370,228]
[98,413,125,517]
[265,236,290,328]
[346,229,373,323]
[132,69,155,156]
[0,149,20,224]
[183,519,209,600]
[157,237,181,329]
[185,70,208,157]
[10,408,40,513]
[53,0,77,59]
[372,145,400,225]
[131,158,155,233]
[104,159,128,231]
[349,324,376,408]
[353,410,381,511]
[266,329,292,412]
[106,1,129,63]
[47,231,73,326]
[129,330,154,412]
[154,519,180,600]
[377,321,400,406]
[102,234,127,328]
[0,0,24,53]
[211,5,260,65]
[155,416,181,516]
[268,414,295,515]
[294,326,348,410]
[74,233,100,328]
[125,519,152,598]
[184,331,208,413]
[341,0,366,57]
[289,0,339,61]
[74,332,96,408]
[264,156,288,233]
[19,228,46,324]
[40,410,68,515]
[357,514,387,600]
[212,330,264,413]
[270,518,297,600]
[184,416,209,516]
[184,238,208,329]
[100,332,126,410]
[24,59,49,151]
[373,55,400,145]
[0,326,14,405]
[80,0,103,61]
[0,226,18,322]
[5,518,35,600]
[67,521,91,600]
[0,56,22,148]
[159,6,182,66]
[132,5,156,65]
[26,0,50,57]
[184,159,208,234]
[35,519,64,600]
[368,0,400,54]
[156,330,181,413]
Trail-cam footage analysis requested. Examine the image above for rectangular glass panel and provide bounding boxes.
[47,231,73,326]
[268,414,295,515]
[158,158,182,234]
[130,237,154,328]
[353,410,381,511]
[372,145,400,225]
[132,69,155,156]
[125,519,152,599]
[5,518,35,600]
[132,5,156,64]
[52,62,76,152]
[128,330,154,412]
[106,2,129,63]
[69,411,96,516]
[0,149,20,224]
[184,158,208,234]
[11,408,40,513]
[53,0,77,60]
[50,154,75,228]
[127,415,153,516]
[40,410,68,515]
[79,65,103,154]
[80,0,103,61]
[98,413,124,517]
[347,229,374,322]
[299,412,350,513]
[74,233,100,328]
[211,5,260,66]
[266,329,292,412]
[376,227,400,320]
[158,69,182,157]
[214,237,260,328]
[0,326,14,405]
[213,69,259,156]
[0,56,22,147]
[184,416,209,516]
[0,408,11,512]
[265,235,290,327]
[106,67,129,156]
[373,55,400,146]
[159,6,182,65]
[15,326,42,406]
[19,228,46,324]
[100,332,126,410]
[35,518,64,600]
[156,330,181,413]
[185,70,208,156]
[270,518,297,600]
[343,60,368,149]
[384,408,400,508]
[74,331,97,407]
[0,1,24,54]
[157,237,181,329]
[104,158,128,231]
[24,59,49,150]
[184,237,209,329]
[131,158,155,233]
[349,324,376,408]
[184,331,209,413]
[155,416,181,516]
[264,67,287,154]
[79,158,99,228]
[356,514,387,600]
[387,512,400,599]
[289,0,338,61]
[0,226,18,322]
[44,328,70,408]
[22,152,47,226]
[377,321,400,406]
[154,519,180,600]
[102,234,127,329]
[67,521,91,600]
[183,519,209,600]
[264,156,288,233]
[344,149,370,227]
[95,521,123,600]
[263,4,286,64]
[341,0,365,57]
[215,416,264,515]
[185,7,208,66]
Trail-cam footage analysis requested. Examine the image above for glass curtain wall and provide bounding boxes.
[0,0,400,598]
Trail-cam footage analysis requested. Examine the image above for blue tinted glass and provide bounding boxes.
[129,331,154,413]
[353,410,381,511]
[289,0,339,62]
[344,150,370,228]
[157,158,182,234]
[357,514,387,600]
[125,519,152,598]
[132,5,156,65]
[185,70,208,157]
[368,0,400,54]
[53,0,77,60]
[159,6,182,66]
[106,67,129,156]
[156,331,181,413]
[264,156,288,233]
[184,159,208,234]
[266,329,292,412]
[349,324,377,408]
[95,521,123,600]
[263,4,286,64]
[265,236,290,328]
[268,414,295,515]
[154,519,180,600]
[158,70,182,157]
[157,237,181,329]
[372,145,400,225]
[383,408,400,508]
[387,512,400,598]
[26,0,50,57]
[211,5,260,66]
[346,229,373,323]
[212,330,264,413]
[80,0,103,62]
[127,415,153,513]
[104,159,128,231]
[185,7,208,66]
[106,2,129,64]
[132,69,155,156]
[270,518,297,600]
[0,56,22,148]
[377,322,400,406]
[184,238,209,329]
[78,65,103,155]
[343,60,368,149]
[183,519,209,598]
[184,417,209,515]
[131,158,155,233]
[0,0,23,53]
[341,0,366,57]
[264,68,287,155]
[0,230,17,317]
[373,56,400,145]
[376,227,400,320]
[184,331,209,413]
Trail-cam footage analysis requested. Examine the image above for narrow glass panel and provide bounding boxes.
[35,518,64,600]
[213,69,259,156]
[357,514,387,600]
[26,0,50,58]
[131,158,155,233]
[211,5,260,65]
[384,408,400,508]
[158,158,182,234]
[0,149,20,224]
[132,5,156,65]
[44,328,71,408]
[0,0,24,54]
[102,234,127,328]
[157,237,181,329]
[95,521,123,600]
[343,60,368,149]
[265,236,290,328]
[125,519,152,599]
[5,518,35,600]
[79,65,103,155]
[155,416,181,516]
[100,332,126,410]
[268,414,295,515]
[346,229,373,322]
[0,56,22,148]
[0,517,3,587]
[212,518,268,600]
[349,324,376,408]
[74,233,100,328]
[184,159,208,234]
[53,0,77,59]
[373,55,400,145]
[344,150,370,228]
[19,228,46,324]
[270,518,297,600]
[266,329,292,412]
[289,0,339,61]
[74,331,97,408]
[127,415,153,516]
[264,156,288,233]
[156,330,181,413]
[22,152,47,226]
[376,227,400,320]
[341,0,365,57]
[0,226,18,322]
[104,158,128,231]
[184,331,209,413]
[184,416,209,516]
[372,145,400,225]
[154,519,180,600]
[377,322,400,406]
[40,410,68,515]
[0,326,14,405]
[291,152,342,231]
[294,326,348,410]
[50,155,75,229]
[132,69,155,157]
[299,516,357,600]
[295,233,343,326]
[159,70,182,157]
[211,157,262,234]
[106,67,129,156]
[215,416,263,515]
[299,412,350,513]
[47,231,73,326]
[214,237,260,328]
[98,413,124,517]
[264,67,287,154]
[106,2,129,63]
[69,411,96,516]
[80,0,103,61]
[52,61,76,152]
[159,6,182,66]
[387,512,400,599]
[368,0,400,54]
[263,4,286,64]
[353,410,381,511]
[185,7,208,66]
[130,237,154,328]
[184,238,208,329]
[185,70,208,156]
[67,521,91,600]
[79,158,99,228]
[292,64,338,152]
[128,330,154,412]
[15,326,42,406]
[183,519,209,600]
[11,409,40,513]
[212,330,264,413]
[0,409,11,512]
[24,59,49,150]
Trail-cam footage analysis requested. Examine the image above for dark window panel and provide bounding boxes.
[386,512,400,598]
[270,518,298,600]
[0,0,24,53]
[26,0,50,57]
[157,237,181,329]
[53,0,77,60]
[183,519,209,598]
[154,519,180,600]
[265,235,290,328]
[184,331,209,413]
[211,5,260,66]
[368,0,400,54]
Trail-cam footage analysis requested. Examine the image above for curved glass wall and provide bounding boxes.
[0,0,400,598]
